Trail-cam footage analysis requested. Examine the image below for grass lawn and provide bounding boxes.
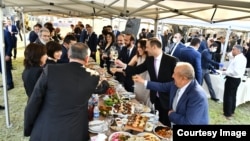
[0,47,250,140]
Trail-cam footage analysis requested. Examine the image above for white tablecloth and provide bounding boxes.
[202,73,250,107]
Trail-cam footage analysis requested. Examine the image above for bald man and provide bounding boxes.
[134,62,209,125]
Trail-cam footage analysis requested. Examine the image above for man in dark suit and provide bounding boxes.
[34,27,50,46]
[5,20,18,59]
[168,33,185,60]
[29,23,42,43]
[58,34,77,63]
[116,38,178,126]
[180,38,202,84]
[24,42,100,141]
[198,34,208,53]
[117,33,137,92]
[133,62,209,125]
[213,36,225,67]
[84,26,98,61]
[0,22,14,90]
[113,25,120,38]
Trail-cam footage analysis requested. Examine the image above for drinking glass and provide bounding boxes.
[132,75,137,88]
[105,115,114,135]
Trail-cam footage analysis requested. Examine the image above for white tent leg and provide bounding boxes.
[21,12,26,47]
[0,2,12,128]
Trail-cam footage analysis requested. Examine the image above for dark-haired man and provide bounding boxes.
[116,37,178,127]
[29,23,42,43]
[180,38,202,84]
[58,34,77,63]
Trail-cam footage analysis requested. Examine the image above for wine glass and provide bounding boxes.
[105,115,114,135]
[112,50,119,62]
[132,75,137,88]
[110,63,117,79]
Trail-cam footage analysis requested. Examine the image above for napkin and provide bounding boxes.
[91,133,107,141]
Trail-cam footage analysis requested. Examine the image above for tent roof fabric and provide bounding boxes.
[3,0,250,23]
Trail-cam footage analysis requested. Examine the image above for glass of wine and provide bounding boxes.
[105,115,114,135]
[132,75,137,88]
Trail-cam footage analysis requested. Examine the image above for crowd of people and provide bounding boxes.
[0,19,250,140]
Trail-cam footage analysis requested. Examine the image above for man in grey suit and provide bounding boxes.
[133,62,209,125]
[24,43,100,141]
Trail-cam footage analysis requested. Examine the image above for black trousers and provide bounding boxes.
[223,76,241,117]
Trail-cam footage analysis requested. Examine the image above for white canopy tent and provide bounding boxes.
[1,0,250,128]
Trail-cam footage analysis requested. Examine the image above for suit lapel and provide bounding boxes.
[176,80,195,110]
[158,53,166,80]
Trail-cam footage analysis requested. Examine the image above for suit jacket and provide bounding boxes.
[86,32,98,52]
[126,53,178,110]
[79,29,87,43]
[22,67,43,98]
[4,29,13,56]
[147,80,209,125]
[29,31,38,43]
[118,46,137,64]
[198,40,208,53]
[5,25,18,47]
[58,45,69,63]
[171,42,186,60]
[113,30,120,37]
[24,62,100,141]
[34,38,45,46]
[180,47,202,84]
[201,49,220,70]
[118,46,137,92]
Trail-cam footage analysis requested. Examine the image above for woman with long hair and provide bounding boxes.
[101,32,115,75]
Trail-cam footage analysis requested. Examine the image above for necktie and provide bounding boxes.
[172,89,180,111]
[170,43,176,55]
[127,49,130,57]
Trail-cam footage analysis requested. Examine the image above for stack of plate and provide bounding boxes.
[88,120,105,133]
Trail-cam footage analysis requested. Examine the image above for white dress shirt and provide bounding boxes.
[154,53,163,77]
[224,53,247,78]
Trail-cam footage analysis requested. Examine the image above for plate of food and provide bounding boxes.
[137,132,161,141]
[108,131,132,141]
[88,120,105,133]
[153,125,173,140]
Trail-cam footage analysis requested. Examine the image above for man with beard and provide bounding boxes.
[34,27,50,46]
[116,38,178,126]
[117,33,137,92]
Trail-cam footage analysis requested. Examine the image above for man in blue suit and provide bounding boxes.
[133,62,209,125]
[168,33,186,60]
[1,22,14,90]
[5,20,18,59]
[180,38,202,84]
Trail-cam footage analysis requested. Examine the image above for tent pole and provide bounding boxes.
[21,11,27,47]
[221,26,231,63]
[154,19,159,37]
[0,1,12,128]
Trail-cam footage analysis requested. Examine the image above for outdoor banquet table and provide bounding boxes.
[202,71,250,107]
[87,60,172,141]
